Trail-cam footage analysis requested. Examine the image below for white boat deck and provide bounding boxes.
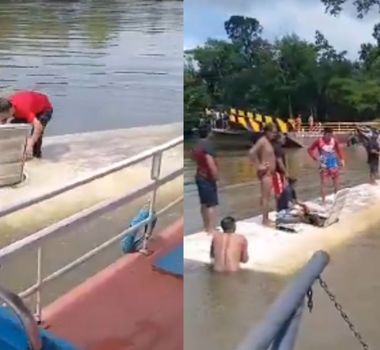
[0,123,183,242]
[184,182,380,275]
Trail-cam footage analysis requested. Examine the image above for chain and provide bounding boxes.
[318,276,370,350]
[306,287,313,312]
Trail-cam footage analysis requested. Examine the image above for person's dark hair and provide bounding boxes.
[0,98,11,113]
[324,127,333,134]
[263,123,275,133]
[288,177,297,185]
[220,216,236,233]
[198,125,209,139]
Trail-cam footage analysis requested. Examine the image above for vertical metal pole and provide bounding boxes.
[271,301,304,350]
[35,247,42,323]
[20,132,28,184]
[142,152,162,250]
[236,251,329,350]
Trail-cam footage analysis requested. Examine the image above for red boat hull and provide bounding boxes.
[42,219,183,350]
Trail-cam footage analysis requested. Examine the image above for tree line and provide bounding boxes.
[184,0,380,131]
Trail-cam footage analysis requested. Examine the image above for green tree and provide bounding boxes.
[192,39,247,104]
[184,55,210,131]
[321,0,380,17]
[185,13,380,125]
[224,15,263,63]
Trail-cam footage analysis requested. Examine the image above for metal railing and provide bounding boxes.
[237,251,330,350]
[297,121,380,135]
[0,136,183,321]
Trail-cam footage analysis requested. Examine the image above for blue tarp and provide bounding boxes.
[0,307,77,350]
[153,244,183,277]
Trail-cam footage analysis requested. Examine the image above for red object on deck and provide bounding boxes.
[43,218,183,350]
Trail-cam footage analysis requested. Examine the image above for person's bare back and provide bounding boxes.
[210,217,248,272]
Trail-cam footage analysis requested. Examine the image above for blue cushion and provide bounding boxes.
[154,244,183,276]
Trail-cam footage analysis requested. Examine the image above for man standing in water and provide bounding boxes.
[295,114,302,132]
[308,127,344,204]
[0,91,53,159]
[365,133,380,185]
[249,124,277,226]
[210,216,249,272]
[192,125,219,234]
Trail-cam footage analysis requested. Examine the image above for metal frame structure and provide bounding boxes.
[0,136,183,321]
[237,251,330,350]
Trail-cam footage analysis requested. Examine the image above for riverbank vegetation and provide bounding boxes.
[185,0,380,131]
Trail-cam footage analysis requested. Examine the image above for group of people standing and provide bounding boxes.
[191,123,354,271]
[288,113,322,133]
[248,125,346,225]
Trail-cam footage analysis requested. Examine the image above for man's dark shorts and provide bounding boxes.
[369,160,379,175]
[12,110,53,157]
[36,110,53,127]
[195,176,218,207]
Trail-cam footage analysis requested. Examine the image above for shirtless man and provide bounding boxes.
[210,216,248,272]
[249,124,277,226]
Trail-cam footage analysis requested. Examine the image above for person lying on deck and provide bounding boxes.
[276,178,325,227]
[210,216,249,272]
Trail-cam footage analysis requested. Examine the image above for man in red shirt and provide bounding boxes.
[308,127,344,204]
[192,125,219,234]
[0,91,53,159]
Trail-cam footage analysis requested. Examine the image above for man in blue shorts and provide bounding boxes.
[192,126,219,234]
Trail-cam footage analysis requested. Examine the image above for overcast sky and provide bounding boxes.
[184,0,379,59]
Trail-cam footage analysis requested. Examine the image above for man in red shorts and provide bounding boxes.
[249,124,282,226]
[0,91,53,159]
[308,127,344,204]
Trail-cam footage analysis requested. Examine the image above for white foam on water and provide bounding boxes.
[184,182,380,275]
[0,123,183,242]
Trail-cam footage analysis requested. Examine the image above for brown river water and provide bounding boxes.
[184,141,380,350]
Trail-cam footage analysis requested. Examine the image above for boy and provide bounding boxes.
[210,216,249,272]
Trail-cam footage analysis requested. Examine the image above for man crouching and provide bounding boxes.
[210,216,249,272]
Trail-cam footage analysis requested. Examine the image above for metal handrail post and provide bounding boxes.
[143,151,163,250]
[35,247,43,323]
[236,251,329,350]
[271,301,304,350]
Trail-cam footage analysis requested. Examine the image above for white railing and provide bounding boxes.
[0,136,183,322]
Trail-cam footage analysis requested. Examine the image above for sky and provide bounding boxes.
[184,0,379,59]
